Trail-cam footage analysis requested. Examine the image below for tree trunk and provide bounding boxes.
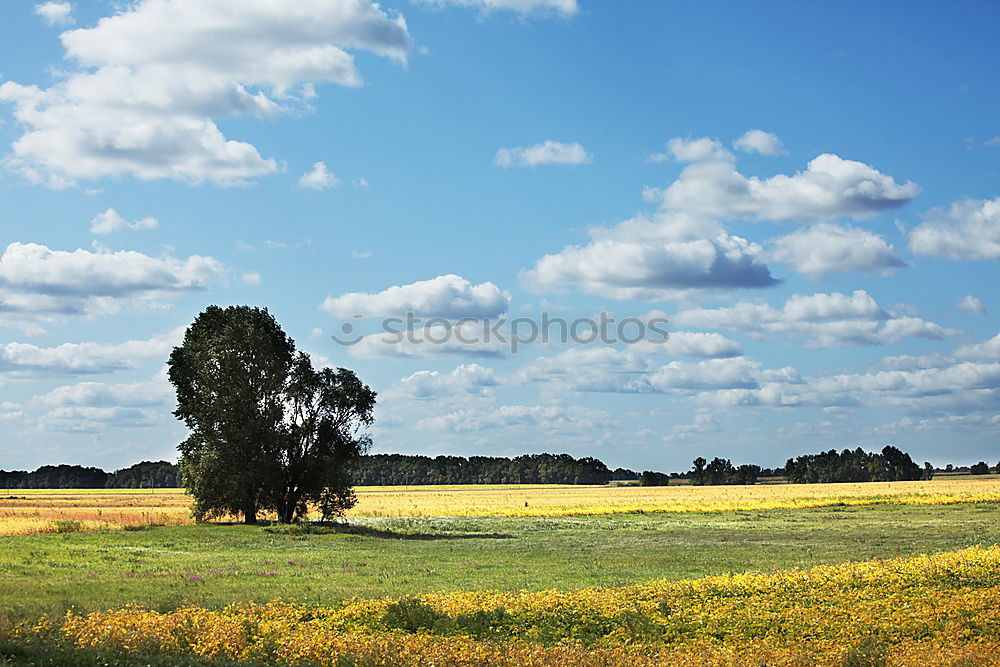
[280,489,301,524]
[243,503,258,524]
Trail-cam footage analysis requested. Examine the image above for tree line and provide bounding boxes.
[0,461,181,489]
[353,453,613,485]
[784,446,928,483]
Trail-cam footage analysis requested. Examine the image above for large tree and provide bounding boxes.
[167,305,375,524]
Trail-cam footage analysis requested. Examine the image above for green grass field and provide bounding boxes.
[2,502,998,628]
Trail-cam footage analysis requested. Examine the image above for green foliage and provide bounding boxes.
[639,471,670,486]
[381,598,445,632]
[689,457,760,485]
[167,306,375,524]
[0,466,108,490]
[106,461,181,488]
[970,461,991,475]
[380,599,515,639]
[353,452,613,485]
[786,446,923,484]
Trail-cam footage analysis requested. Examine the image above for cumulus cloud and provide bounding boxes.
[41,406,164,432]
[954,333,1000,362]
[420,0,578,17]
[392,363,498,400]
[520,347,795,395]
[524,133,919,302]
[494,140,592,168]
[521,213,778,300]
[653,142,920,221]
[909,197,1000,259]
[673,290,957,347]
[0,328,183,376]
[770,223,906,278]
[322,274,510,319]
[298,161,339,190]
[733,129,786,156]
[89,208,158,234]
[659,331,743,358]
[513,332,1000,419]
[36,372,172,408]
[957,295,986,314]
[0,242,223,327]
[1,0,412,186]
[35,2,73,26]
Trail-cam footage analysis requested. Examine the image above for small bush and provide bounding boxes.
[453,608,512,639]
[51,520,83,534]
[381,598,446,633]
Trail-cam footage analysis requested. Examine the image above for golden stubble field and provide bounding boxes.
[3,476,999,535]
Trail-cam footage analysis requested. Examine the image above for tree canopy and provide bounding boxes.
[785,446,922,483]
[167,305,375,523]
[352,453,613,485]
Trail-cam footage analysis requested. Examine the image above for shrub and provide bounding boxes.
[51,520,83,533]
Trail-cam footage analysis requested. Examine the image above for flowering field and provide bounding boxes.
[3,477,999,535]
[3,477,1000,535]
[19,545,1000,666]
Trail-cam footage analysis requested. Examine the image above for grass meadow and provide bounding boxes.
[1,479,999,665]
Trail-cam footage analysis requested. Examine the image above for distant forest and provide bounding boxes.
[2,448,996,489]
[353,453,613,485]
[0,461,182,490]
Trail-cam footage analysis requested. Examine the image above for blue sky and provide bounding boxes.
[1,0,998,473]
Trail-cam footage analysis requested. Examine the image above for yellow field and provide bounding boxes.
[3,476,999,535]
[23,545,1000,666]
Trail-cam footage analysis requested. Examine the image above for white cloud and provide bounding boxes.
[733,129,787,156]
[665,412,718,440]
[418,404,611,433]
[770,222,906,278]
[36,372,172,407]
[524,133,918,302]
[89,208,158,234]
[909,197,1000,259]
[0,328,183,376]
[520,348,796,395]
[348,321,508,359]
[494,140,592,168]
[661,331,743,358]
[521,213,778,300]
[298,161,339,190]
[241,271,261,285]
[420,0,578,17]
[1,0,412,187]
[392,363,498,400]
[0,242,223,327]
[322,274,510,319]
[650,137,919,221]
[41,406,164,432]
[957,295,986,314]
[35,2,73,26]
[954,334,1000,362]
[673,290,957,348]
[512,332,1000,420]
